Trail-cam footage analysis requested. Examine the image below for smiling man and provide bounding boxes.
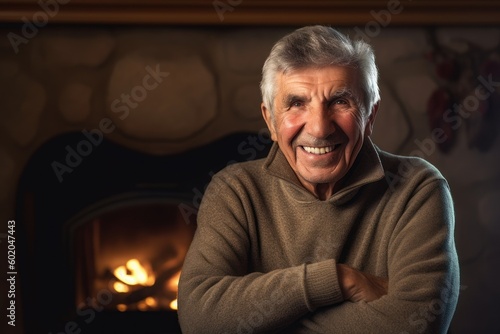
[178,26,459,333]
[264,65,374,200]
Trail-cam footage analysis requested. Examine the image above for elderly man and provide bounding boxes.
[178,25,459,333]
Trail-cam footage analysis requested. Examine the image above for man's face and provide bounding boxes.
[262,66,378,199]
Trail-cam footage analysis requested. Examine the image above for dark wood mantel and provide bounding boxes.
[1,0,499,26]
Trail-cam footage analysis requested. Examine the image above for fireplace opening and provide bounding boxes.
[71,198,195,313]
[66,194,196,333]
[15,131,272,333]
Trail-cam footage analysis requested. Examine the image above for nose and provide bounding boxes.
[306,104,336,139]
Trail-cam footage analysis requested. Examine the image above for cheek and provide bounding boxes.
[277,114,304,140]
[339,112,365,140]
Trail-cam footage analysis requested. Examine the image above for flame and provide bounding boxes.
[169,299,178,310]
[166,271,181,292]
[166,271,181,310]
[113,258,155,286]
[111,260,183,312]
[117,304,127,312]
[113,281,130,293]
[145,297,157,308]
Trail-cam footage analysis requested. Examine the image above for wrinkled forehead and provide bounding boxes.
[276,66,363,96]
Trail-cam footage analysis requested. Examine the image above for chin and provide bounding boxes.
[300,174,339,186]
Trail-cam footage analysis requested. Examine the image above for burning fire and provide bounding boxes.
[113,281,130,293]
[166,271,181,311]
[111,258,180,311]
[169,299,178,310]
[113,259,155,286]
[166,271,181,291]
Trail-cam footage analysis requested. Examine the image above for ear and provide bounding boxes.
[364,102,379,137]
[261,103,277,142]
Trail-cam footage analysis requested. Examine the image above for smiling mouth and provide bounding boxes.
[301,144,341,155]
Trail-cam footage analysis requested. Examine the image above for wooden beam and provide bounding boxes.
[0,0,499,25]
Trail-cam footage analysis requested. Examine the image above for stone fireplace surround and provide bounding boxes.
[16,131,271,333]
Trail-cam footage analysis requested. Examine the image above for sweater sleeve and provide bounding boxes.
[177,172,344,334]
[288,179,460,334]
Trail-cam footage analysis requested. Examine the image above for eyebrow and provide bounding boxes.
[282,94,309,107]
[282,88,357,107]
[329,88,355,101]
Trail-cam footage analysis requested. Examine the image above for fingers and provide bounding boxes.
[337,264,388,303]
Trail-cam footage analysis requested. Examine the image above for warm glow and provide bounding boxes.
[117,304,127,312]
[166,271,181,310]
[137,300,148,311]
[166,271,181,292]
[145,274,155,286]
[113,281,130,293]
[145,297,157,308]
[113,258,155,286]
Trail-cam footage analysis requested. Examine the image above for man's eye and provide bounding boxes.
[291,101,303,107]
[329,99,351,109]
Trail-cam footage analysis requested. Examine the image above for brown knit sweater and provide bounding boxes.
[178,139,459,334]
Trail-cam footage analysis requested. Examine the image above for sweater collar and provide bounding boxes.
[263,138,385,203]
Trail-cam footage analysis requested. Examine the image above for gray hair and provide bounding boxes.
[260,25,380,117]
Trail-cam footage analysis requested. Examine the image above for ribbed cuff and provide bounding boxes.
[303,259,344,311]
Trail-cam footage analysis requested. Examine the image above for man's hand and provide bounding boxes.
[337,264,388,302]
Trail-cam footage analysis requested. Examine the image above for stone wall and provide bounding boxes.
[0,25,499,333]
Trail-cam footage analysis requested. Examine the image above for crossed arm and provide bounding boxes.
[177,177,459,334]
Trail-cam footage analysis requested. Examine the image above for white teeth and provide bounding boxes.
[302,145,335,155]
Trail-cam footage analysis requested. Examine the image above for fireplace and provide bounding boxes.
[71,199,194,314]
[65,196,195,334]
[16,131,271,333]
